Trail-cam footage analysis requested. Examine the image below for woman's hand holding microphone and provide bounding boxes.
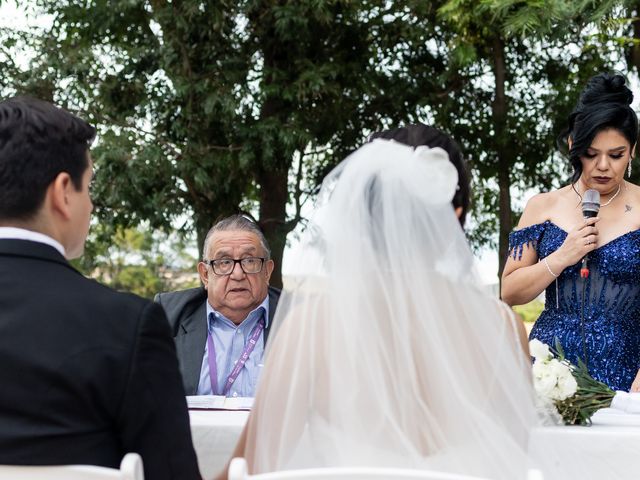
[544,218,600,276]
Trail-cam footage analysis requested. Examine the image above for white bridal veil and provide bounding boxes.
[245,139,543,479]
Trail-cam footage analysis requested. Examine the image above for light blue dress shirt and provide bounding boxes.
[196,297,269,397]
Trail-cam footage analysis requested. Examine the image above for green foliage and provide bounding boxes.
[10,0,407,287]
[513,299,545,323]
[2,0,636,287]
[433,0,625,275]
[72,224,199,299]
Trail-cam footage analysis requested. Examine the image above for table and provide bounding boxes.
[189,409,640,479]
[189,410,249,479]
[529,411,640,479]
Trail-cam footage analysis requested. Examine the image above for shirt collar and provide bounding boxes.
[0,227,66,257]
[206,294,270,330]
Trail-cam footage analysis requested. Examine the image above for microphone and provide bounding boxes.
[579,189,600,367]
[580,189,600,278]
[582,189,600,219]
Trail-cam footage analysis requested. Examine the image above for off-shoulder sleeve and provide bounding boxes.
[508,222,547,261]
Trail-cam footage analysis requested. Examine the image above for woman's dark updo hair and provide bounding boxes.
[368,123,470,227]
[559,73,638,184]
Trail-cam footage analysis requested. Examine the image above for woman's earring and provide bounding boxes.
[629,160,633,178]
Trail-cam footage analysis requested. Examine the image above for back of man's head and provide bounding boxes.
[0,96,95,222]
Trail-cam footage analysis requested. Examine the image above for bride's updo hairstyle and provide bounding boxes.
[559,73,638,184]
[369,124,470,226]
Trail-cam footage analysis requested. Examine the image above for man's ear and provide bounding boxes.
[48,172,74,220]
[264,259,275,283]
[197,262,209,288]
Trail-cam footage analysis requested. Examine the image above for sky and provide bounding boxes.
[0,1,18,25]
[0,1,49,29]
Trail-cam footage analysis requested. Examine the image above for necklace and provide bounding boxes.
[576,183,622,207]
[600,183,622,207]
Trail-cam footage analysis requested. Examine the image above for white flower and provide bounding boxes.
[532,356,577,402]
[534,394,564,425]
[530,340,613,425]
[556,369,578,399]
[533,361,557,397]
[529,339,552,361]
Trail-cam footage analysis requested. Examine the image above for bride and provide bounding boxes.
[223,139,543,479]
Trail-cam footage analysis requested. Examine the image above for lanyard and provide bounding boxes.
[207,314,265,396]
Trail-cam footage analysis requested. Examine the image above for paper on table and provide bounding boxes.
[610,391,640,414]
[591,408,640,426]
[186,395,254,410]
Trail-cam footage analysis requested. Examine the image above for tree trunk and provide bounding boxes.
[195,215,209,263]
[254,20,295,289]
[491,36,513,287]
[257,160,289,289]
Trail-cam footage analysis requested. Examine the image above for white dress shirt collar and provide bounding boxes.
[206,294,270,330]
[0,227,66,257]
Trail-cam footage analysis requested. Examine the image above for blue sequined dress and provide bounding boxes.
[509,221,640,391]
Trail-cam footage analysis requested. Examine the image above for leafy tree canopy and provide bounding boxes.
[1,0,637,288]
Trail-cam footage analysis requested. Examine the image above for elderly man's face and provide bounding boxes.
[198,229,274,324]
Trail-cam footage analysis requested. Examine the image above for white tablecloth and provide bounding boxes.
[189,410,249,479]
[530,411,640,479]
[189,409,640,479]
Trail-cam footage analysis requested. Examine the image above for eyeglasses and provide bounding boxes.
[204,257,265,275]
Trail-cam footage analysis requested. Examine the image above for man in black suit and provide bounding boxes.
[0,97,200,479]
[156,215,280,397]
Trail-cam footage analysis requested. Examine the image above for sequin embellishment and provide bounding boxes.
[509,221,640,391]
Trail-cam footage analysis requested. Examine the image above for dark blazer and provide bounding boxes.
[0,239,200,480]
[155,286,281,395]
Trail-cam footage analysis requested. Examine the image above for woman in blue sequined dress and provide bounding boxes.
[502,73,640,392]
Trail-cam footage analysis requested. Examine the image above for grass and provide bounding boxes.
[513,299,545,324]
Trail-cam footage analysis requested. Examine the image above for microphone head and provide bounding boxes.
[582,189,600,218]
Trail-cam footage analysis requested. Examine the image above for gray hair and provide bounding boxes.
[202,214,271,260]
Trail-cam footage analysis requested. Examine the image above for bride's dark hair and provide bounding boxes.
[559,73,638,184]
[368,124,470,226]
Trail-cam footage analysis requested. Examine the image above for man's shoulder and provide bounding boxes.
[154,287,207,321]
[268,285,281,302]
[155,287,206,306]
[70,278,160,336]
[79,275,149,308]
[266,286,282,327]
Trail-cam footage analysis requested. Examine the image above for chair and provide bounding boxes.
[0,453,144,480]
[228,457,545,480]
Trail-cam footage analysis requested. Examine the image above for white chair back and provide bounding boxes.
[527,470,545,480]
[0,453,144,480]
[228,458,544,480]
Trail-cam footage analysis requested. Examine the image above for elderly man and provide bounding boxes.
[156,215,280,397]
[0,97,200,479]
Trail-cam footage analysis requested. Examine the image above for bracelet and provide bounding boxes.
[543,257,559,278]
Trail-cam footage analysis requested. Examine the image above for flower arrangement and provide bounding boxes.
[530,339,615,425]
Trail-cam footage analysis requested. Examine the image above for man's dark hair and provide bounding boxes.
[369,123,471,226]
[0,96,95,221]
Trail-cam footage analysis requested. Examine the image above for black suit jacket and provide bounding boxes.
[155,286,280,395]
[0,239,200,480]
